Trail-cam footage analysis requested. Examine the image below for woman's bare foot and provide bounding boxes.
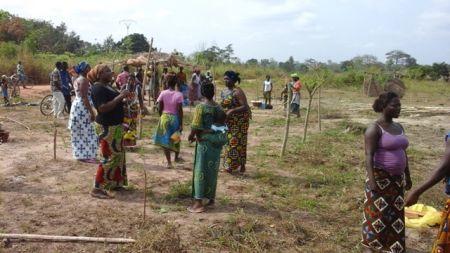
[90,188,113,199]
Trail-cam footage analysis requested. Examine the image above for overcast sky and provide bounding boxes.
[2,0,450,64]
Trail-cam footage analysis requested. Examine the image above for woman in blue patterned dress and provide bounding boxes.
[68,62,98,163]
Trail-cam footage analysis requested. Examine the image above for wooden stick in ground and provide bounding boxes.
[0,117,31,131]
[280,85,292,157]
[143,156,147,222]
[142,38,154,108]
[0,233,135,244]
[53,119,57,160]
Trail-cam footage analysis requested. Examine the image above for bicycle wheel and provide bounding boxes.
[40,94,54,116]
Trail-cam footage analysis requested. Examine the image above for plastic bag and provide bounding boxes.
[405,203,442,228]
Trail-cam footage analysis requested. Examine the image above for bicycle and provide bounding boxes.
[40,93,72,116]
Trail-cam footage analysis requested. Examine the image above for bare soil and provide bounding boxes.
[0,84,449,252]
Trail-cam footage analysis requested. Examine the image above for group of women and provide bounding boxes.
[362,92,450,253]
[67,63,251,205]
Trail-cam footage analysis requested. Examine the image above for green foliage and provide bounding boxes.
[0,42,17,58]
[164,180,192,201]
[117,33,149,53]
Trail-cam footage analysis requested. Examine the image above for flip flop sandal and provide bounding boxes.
[90,189,114,199]
[187,206,205,213]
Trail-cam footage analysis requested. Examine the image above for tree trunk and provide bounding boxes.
[280,88,292,157]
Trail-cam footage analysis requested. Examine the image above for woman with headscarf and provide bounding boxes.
[153,72,184,168]
[90,64,130,198]
[68,62,98,163]
[188,80,228,213]
[220,71,251,174]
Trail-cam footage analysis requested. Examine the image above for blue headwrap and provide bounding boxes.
[224,70,241,84]
[75,61,89,74]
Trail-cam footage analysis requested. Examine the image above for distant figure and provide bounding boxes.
[16,61,26,88]
[161,67,169,90]
[68,61,97,163]
[188,82,228,213]
[122,74,140,147]
[115,65,130,90]
[361,92,411,253]
[280,77,291,109]
[405,133,450,253]
[290,73,302,117]
[50,62,65,119]
[60,62,73,112]
[177,67,189,106]
[220,70,251,174]
[189,68,201,106]
[263,75,273,106]
[1,75,9,106]
[153,72,184,168]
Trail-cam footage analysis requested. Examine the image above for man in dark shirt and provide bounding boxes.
[60,62,73,112]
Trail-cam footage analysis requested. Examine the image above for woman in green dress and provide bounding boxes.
[188,81,228,213]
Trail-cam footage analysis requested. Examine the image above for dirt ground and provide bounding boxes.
[0,83,449,252]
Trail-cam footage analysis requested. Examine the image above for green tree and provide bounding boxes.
[118,33,149,53]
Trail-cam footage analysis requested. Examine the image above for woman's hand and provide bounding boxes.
[119,90,131,99]
[405,190,420,207]
[90,113,96,122]
[188,132,196,143]
[226,109,234,117]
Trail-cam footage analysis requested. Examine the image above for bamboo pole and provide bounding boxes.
[0,233,135,244]
[303,86,320,143]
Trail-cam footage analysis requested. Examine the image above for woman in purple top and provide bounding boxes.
[153,72,184,168]
[362,92,411,253]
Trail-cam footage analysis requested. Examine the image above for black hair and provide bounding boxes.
[215,109,227,124]
[201,81,215,99]
[372,92,399,113]
[123,65,129,72]
[224,70,241,84]
[266,75,270,79]
[167,72,178,88]
[55,61,62,68]
[62,61,68,70]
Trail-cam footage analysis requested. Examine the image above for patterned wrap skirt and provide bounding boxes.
[432,199,450,253]
[153,113,180,152]
[94,124,127,189]
[223,111,250,171]
[192,133,228,200]
[362,167,406,253]
[68,97,98,160]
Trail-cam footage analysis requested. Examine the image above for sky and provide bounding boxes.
[2,0,450,64]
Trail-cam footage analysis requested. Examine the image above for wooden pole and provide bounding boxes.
[280,85,292,157]
[0,233,135,244]
[53,119,57,160]
[143,157,147,222]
